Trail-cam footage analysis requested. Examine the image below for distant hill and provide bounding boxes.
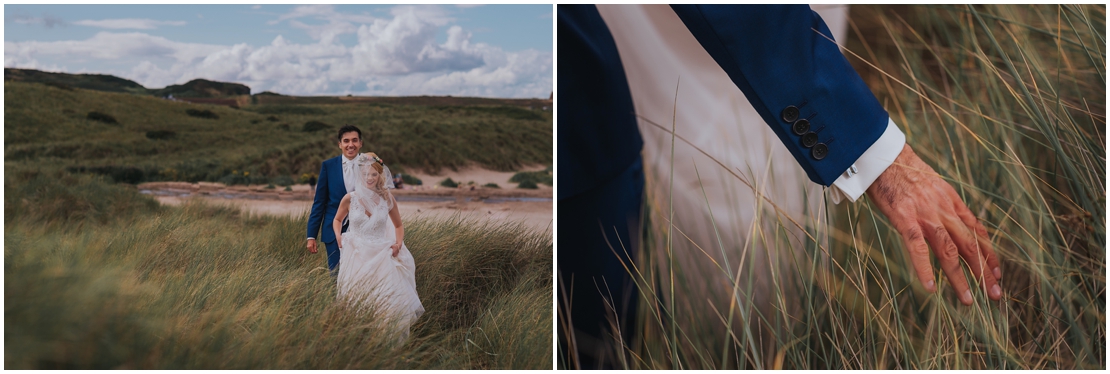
[5,68,549,108]
[153,79,251,98]
[4,68,248,98]
[4,68,149,94]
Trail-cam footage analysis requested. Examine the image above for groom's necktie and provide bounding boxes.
[342,156,359,194]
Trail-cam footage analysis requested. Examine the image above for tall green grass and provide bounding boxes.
[564,4,1104,369]
[5,164,552,369]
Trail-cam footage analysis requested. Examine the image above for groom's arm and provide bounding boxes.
[672,5,1002,304]
[670,4,887,186]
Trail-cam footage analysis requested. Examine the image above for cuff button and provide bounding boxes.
[801,132,819,148]
[791,119,810,135]
[781,106,800,123]
[811,143,828,160]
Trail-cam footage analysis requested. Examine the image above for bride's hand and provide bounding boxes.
[391,242,401,257]
[336,236,343,250]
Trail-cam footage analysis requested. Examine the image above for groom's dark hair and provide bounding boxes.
[337,125,362,141]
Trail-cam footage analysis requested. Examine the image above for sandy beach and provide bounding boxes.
[140,166,553,233]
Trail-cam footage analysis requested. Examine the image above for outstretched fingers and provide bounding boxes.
[944,215,1002,301]
[922,222,974,305]
[948,187,1002,280]
[898,223,938,293]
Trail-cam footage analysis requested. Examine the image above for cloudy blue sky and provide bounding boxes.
[5,4,553,98]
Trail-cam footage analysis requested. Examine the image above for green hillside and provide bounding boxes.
[4,80,552,184]
[153,79,251,98]
[5,68,252,98]
[5,68,149,95]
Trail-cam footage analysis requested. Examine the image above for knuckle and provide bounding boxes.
[911,243,931,259]
[905,227,924,243]
[975,224,989,238]
[932,232,960,262]
[935,246,960,262]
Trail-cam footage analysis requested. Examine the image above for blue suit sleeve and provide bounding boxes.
[670,4,888,186]
[306,161,329,239]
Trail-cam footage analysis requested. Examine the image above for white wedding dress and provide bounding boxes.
[337,187,424,341]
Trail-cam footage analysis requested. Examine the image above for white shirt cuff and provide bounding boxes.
[829,118,905,204]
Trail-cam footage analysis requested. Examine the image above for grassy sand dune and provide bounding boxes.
[5,166,552,369]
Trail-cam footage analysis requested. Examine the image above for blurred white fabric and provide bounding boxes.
[596,4,850,365]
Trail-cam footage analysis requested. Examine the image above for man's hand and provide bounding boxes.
[307,238,318,254]
[867,144,1002,305]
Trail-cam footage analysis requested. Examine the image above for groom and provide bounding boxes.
[306,125,368,275]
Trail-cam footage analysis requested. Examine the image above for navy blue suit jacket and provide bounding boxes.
[306,156,347,243]
[558,5,888,199]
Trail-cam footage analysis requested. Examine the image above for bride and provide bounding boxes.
[332,152,424,340]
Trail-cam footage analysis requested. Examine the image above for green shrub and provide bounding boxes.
[66,165,151,184]
[44,81,74,91]
[440,178,458,188]
[509,169,552,187]
[483,183,500,189]
[145,130,176,140]
[302,121,330,132]
[185,109,219,119]
[159,168,181,181]
[516,180,537,189]
[218,170,266,186]
[86,111,118,124]
[401,174,423,186]
[266,116,279,122]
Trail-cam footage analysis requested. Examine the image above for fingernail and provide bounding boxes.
[993,267,1001,280]
[991,285,1002,299]
[925,280,935,292]
[962,290,973,304]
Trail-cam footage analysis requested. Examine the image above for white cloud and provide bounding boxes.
[73,18,187,30]
[252,5,261,10]
[3,6,551,98]
[344,6,482,76]
[389,48,552,98]
[288,19,357,45]
[6,32,221,62]
[271,4,377,26]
